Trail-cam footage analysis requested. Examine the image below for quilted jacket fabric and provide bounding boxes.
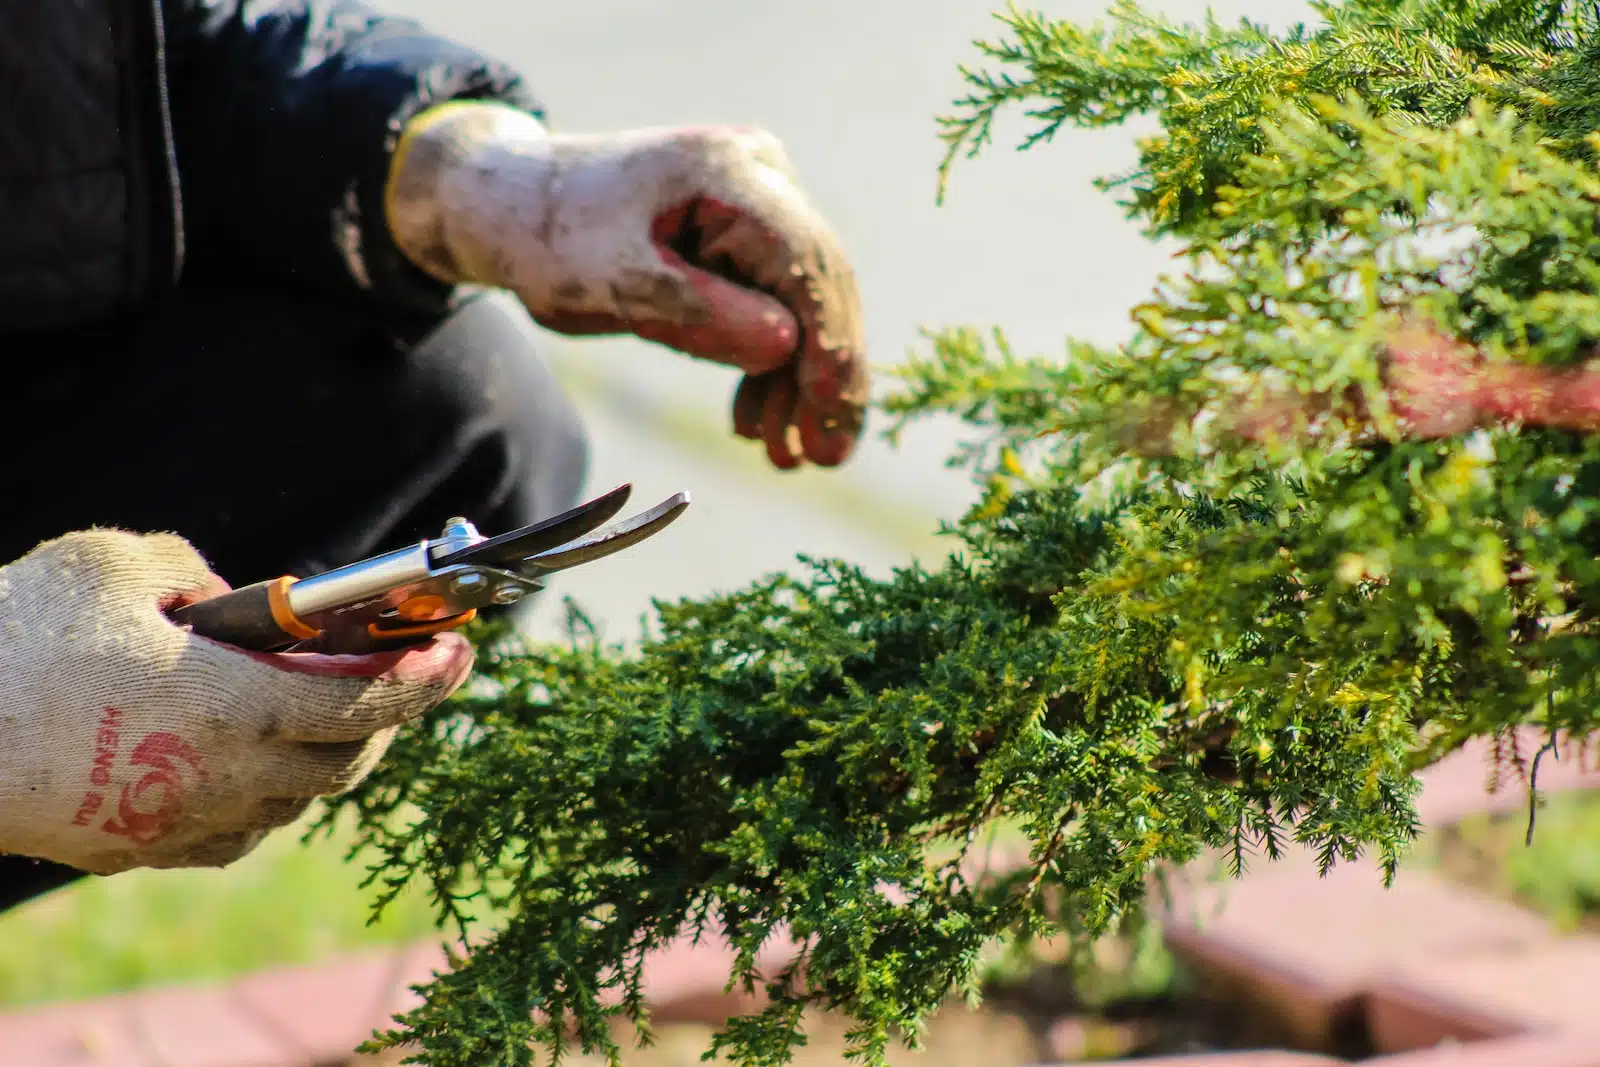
[0,0,542,334]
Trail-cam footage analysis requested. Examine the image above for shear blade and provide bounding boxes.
[435,483,633,569]
[523,491,691,575]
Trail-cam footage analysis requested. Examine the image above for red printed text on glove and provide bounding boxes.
[70,707,210,846]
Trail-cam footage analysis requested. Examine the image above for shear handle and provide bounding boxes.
[172,576,316,653]
[291,611,479,655]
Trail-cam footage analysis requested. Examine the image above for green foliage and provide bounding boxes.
[937,0,1600,231]
[323,2,1600,1064]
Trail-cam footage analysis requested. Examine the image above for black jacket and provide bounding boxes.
[0,0,542,334]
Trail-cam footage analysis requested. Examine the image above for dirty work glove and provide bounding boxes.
[0,530,473,876]
[385,101,869,470]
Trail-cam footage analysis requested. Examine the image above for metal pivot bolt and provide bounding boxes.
[490,585,525,606]
[431,517,484,561]
[449,572,487,596]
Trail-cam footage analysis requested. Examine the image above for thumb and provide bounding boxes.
[533,206,804,375]
[634,214,801,375]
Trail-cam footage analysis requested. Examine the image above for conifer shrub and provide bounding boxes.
[321,3,1600,1063]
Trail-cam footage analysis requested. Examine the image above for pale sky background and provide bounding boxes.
[373,0,1317,642]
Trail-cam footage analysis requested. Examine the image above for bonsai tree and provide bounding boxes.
[320,1,1600,1063]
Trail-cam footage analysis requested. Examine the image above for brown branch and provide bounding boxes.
[1112,322,1600,454]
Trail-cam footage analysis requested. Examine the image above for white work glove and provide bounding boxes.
[384,102,869,471]
[0,530,473,875]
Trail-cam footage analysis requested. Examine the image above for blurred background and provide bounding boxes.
[45,3,1600,1065]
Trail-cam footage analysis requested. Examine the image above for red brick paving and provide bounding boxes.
[1157,851,1555,1049]
[124,985,289,1067]
[1153,728,1600,1065]
[1412,730,1600,826]
[1375,1032,1600,1067]
[0,997,151,1067]
[369,940,451,1030]
[1057,1057,1346,1067]
[1371,937,1600,1043]
[229,948,403,1064]
[3,727,1599,1066]
[1362,974,1523,1054]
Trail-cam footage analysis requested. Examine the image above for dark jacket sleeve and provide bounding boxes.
[160,0,545,317]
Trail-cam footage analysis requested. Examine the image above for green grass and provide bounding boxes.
[0,807,465,1008]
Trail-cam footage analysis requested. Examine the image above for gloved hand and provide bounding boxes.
[0,530,473,876]
[385,102,868,470]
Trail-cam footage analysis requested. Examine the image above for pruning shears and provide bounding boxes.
[170,484,689,654]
